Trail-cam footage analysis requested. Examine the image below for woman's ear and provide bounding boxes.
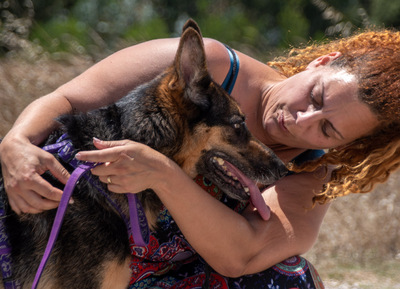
[306,52,342,70]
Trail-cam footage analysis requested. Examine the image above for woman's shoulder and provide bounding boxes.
[203,38,279,84]
[203,38,235,85]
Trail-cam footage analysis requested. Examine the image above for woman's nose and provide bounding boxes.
[296,105,323,127]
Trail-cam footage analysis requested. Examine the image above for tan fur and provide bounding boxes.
[175,125,225,177]
[101,258,131,289]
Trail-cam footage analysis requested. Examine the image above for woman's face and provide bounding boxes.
[263,58,379,150]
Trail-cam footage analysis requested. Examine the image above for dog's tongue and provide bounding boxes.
[224,161,271,221]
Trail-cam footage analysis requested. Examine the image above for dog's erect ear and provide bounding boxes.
[173,25,210,111]
[182,19,202,38]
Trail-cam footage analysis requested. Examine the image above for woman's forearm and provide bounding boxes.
[6,92,73,145]
[154,166,330,277]
[154,166,260,276]
[0,92,75,213]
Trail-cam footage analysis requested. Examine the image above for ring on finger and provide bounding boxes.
[107,175,112,185]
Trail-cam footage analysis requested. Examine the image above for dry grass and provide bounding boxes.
[305,171,400,287]
[0,53,93,137]
[1,53,399,287]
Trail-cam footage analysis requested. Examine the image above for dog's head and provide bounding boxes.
[160,19,288,220]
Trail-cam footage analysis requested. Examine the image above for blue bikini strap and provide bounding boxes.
[221,45,240,94]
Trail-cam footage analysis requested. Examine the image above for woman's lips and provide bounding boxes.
[279,111,288,131]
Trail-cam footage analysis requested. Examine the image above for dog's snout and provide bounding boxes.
[276,162,288,179]
[270,155,288,181]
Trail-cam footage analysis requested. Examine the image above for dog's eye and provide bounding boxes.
[232,121,246,132]
[233,123,241,129]
[229,119,250,141]
[230,116,246,133]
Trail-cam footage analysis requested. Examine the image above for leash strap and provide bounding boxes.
[31,135,150,289]
[46,135,149,246]
[31,162,97,289]
[49,134,149,246]
[127,194,150,245]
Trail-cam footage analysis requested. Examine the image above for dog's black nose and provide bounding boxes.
[275,162,288,179]
[277,163,288,179]
[271,158,288,180]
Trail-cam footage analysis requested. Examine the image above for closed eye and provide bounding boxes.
[311,79,325,109]
[310,88,322,110]
[322,119,344,140]
[321,121,330,138]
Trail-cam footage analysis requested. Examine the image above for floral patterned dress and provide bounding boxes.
[128,175,325,289]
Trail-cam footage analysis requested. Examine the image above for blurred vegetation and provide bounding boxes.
[1,0,400,60]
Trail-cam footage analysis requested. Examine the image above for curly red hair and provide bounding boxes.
[269,29,400,204]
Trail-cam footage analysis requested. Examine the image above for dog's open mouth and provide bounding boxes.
[211,156,271,220]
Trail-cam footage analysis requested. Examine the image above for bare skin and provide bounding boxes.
[0,37,378,276]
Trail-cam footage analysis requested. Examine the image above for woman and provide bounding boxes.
[1,24,399,288]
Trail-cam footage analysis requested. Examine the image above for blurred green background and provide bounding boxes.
[2,0,400,60]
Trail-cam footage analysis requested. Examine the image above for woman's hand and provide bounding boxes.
[76,138,175,193]
[0,135,70,214]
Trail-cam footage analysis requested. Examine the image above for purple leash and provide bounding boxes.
[31,136,149,289]
[31,162,98,289]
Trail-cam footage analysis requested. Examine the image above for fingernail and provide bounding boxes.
[69,198,74,204]
[93,137,101,142]
[75,152,82,159]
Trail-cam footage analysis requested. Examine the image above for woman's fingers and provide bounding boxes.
[97,174,128,193]
[13,189,60,214]
[8,195,38,215]
[45,154,70,186]
[76,139,135,163]
[77,139,172,193]
[1,139,70,214]
[92,153,140,193]
[5,169,65,213]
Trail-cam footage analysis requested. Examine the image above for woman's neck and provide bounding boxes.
[268,145,307,164]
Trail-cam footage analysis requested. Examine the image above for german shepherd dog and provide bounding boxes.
[0,20,287,289]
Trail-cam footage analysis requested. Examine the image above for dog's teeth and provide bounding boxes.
[227,171,232,176]
[216,157,225,166]
[244,187,250,193]
[233,176,238,180]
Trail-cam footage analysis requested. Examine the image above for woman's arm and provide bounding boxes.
[77,139,330,277]
[0,37,230,214]
[0,92,74,214]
